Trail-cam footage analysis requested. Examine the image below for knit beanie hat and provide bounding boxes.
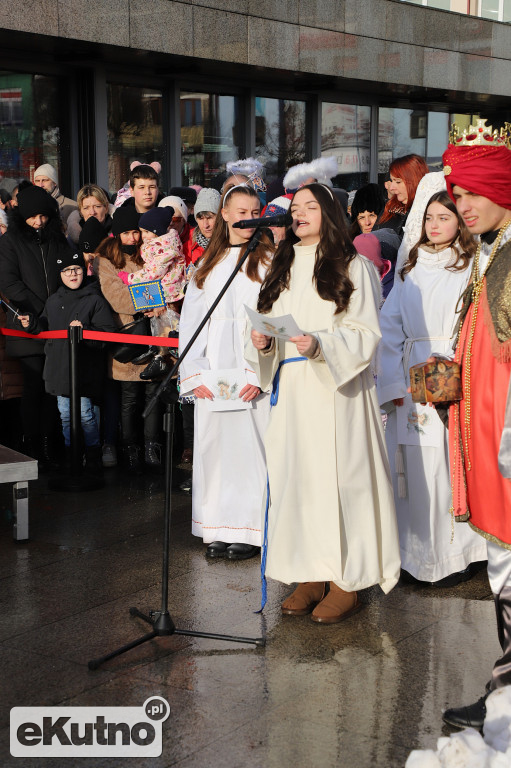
[351,184,385,220]
[159,196,187,221]
[261,195,291,218]
[79,216,107,254]
[139,206,174,236]
[33,163,58,186]
[17,185,58,220]
[170,186,197,206]
[56,247,86,273]
[111,206,141,237]
[194,188,221,217]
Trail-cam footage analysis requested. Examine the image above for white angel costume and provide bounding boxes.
[246,244,401,594]
[179,248,270,546]
[377,245,487,581]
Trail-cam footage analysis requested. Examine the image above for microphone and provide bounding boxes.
[232,212,292,229]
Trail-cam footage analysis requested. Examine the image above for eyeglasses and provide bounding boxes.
[61,267,83,275]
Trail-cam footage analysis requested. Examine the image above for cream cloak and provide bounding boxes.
[179,248,270,546]
[246,243,401,594]
[377,245,487,581]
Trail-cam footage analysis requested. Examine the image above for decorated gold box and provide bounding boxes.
[409,357,462,403]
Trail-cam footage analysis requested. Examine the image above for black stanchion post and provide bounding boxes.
[49,324,104,492]
[69,324,83,474]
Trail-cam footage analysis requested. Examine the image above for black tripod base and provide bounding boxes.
[88,606,265,670]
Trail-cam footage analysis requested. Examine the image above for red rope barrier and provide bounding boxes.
[0,327,179,347]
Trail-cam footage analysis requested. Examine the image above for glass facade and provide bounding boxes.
[255,97,306,185]
[107,83,164,198]
[377,108,451,183]
[180,92,242,187]
[321,103,371,192]
[0,71,507,204]
[0,72,63,188]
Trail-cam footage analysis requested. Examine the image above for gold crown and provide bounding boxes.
[449,119,511,148]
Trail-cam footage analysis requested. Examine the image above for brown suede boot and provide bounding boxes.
[281,582,327,616]
[310,582,362,624]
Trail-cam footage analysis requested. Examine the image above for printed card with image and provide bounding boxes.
[129,281,165,311]
[202,368,253,412]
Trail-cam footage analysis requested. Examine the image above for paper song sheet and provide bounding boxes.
[245,305,303,341]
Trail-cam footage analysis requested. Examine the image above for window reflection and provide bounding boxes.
[321,103,371,192]
[181,92,241,187]
[107,84,163,197]
[255,97,306,185]
[0,72,62,187]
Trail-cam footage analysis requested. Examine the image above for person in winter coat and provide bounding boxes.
[18,250,117,474]
[0,185,71,465]
[66,184,114,249]
[33,163,78,226]
[96,207,164,474]
[189,187,220,268]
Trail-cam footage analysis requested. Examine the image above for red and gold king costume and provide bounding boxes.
[445,121,511,550]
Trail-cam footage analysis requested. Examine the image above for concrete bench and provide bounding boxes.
[0,445,38,541]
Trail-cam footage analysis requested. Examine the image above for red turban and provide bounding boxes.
[442,144,511,210]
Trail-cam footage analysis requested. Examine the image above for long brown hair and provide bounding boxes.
[194,185,273,289]
[379,154,429,224]
[258,183,356,315]
[96,234,143,270]
[400,191,475,280]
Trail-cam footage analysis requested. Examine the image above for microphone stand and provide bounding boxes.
[89,224,267,669]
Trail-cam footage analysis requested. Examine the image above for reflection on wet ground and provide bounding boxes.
[0,468,499,767]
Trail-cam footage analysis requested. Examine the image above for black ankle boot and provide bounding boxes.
[39,435,59,473]
[144,441,164,473]
[140,355,169,381]
[123,444,143,475]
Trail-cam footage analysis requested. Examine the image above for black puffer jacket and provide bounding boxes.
[25,277,117,399]
[0,208,70,357]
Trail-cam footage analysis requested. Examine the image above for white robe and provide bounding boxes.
[377,245,487,581]
[246,244,401,594]
[179,248,270,546]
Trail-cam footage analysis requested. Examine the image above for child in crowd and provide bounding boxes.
[377,191,487,585]
[18,250,117,474]
[159,195,193,264]
[249,182,400,622]
[116,163,161,214]
[78,216,108,276]
[117,206,187,380]
[178,183,273,560]
[114,161,162,210]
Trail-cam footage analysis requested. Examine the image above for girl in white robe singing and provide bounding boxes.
[377,191,487,583]
[248,183,400,624]
[179,184,273,561]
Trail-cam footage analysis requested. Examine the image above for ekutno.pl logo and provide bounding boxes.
[10,696,170,758]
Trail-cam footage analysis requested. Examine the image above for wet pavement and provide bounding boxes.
[0,464,500,767]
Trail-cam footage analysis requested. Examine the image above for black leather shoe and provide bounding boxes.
[205,541,228,558]
[131,346,159,365]
[442,694,488,730]
[140,355,169,381]
[225,543,260,561]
